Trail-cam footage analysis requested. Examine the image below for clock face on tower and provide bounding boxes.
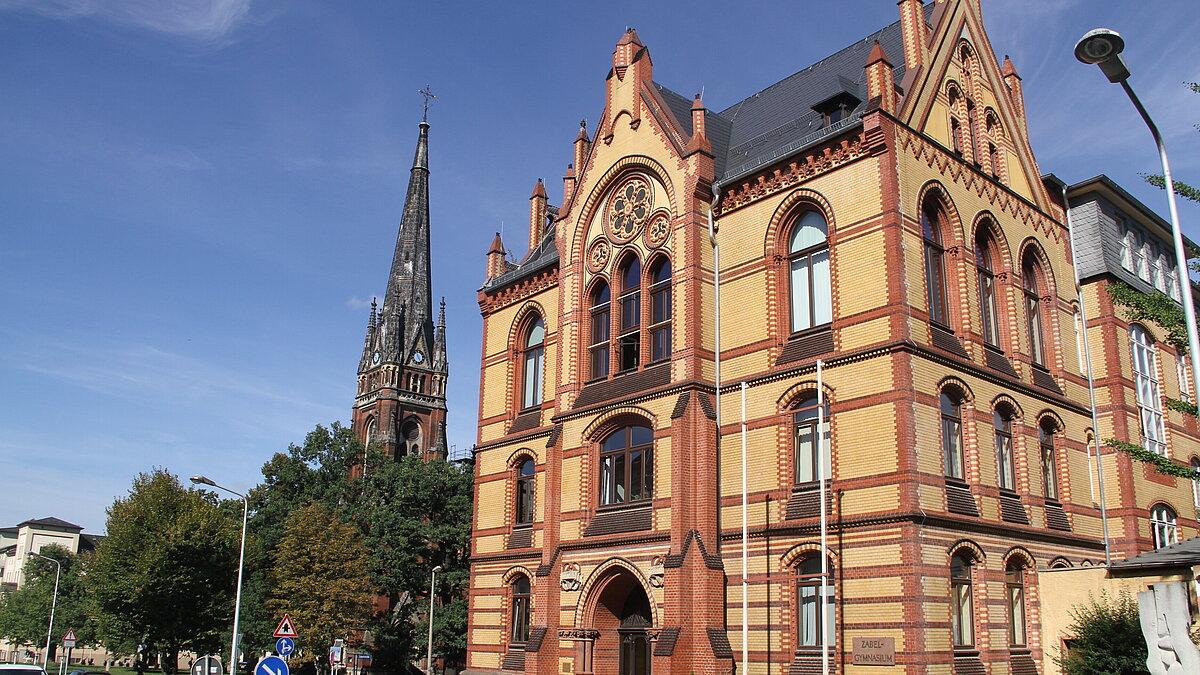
[413,351,425,364]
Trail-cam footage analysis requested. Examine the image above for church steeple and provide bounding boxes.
[352,110,448,462]
[379,120,435,367]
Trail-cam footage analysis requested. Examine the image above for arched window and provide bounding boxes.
[365,418,377,448]
[922,198,948,327]
[994,406,1016,491]
[400,419,420,457]
[950,553,975,647]
[975,229,999,348]
[796,554,835,649]
[948,85,964,155]
[1022,251,1046,366]
[1150,504,1178,549]
[941,390,966,480]
[599,425,653,506]
[793,395,831,485]
[1191,458,1200,512]
[1040,420,1060,501]
[648,257,672,363]
[589,281,611,380]
[515,458,535,525]
[521,318,545,410]
[1130,325,1167,456]
[1006,559,1027,646]
[618,255,642,373]
[788,210,832,333]
[509,575,531,644]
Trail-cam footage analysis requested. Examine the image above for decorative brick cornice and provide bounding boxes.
[478,265,559,313]
[717,131,871,215]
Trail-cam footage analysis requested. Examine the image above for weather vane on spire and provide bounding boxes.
[419,85,436,122]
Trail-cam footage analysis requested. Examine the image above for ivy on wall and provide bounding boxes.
[1106,437,1199,481]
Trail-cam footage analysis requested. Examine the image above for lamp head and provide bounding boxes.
[1075,28,1130,83]
[190,475,216,487]
[432,565,443,574]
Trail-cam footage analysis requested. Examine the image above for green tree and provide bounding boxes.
[350,454,472,666]
[1142,82,1200,204]
[87,469,240,672]
[0,545,92,656]
[266,502,373,667]
[239,424,361,656]
[1054,591,1148,675]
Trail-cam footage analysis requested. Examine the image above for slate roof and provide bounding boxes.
[483,4,932,292]
[16,517,83,531]
[1109,536,1200,571]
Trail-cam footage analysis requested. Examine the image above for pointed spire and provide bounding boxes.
[531,177,547,199]
[1001,55,1020,79]
[866,40,891,67]
[379,118,435,365]
[487,231,508,279]
[576,119,589,142]
[685,93,712,157]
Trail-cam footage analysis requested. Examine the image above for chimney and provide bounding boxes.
[897,0,927,72]
[574,120,591,178]
[486,232,507,279]
[529,178,548,252]
[865,41,897,113]
[685,93,712,156]
[563,163,576,205]
[1001,55,1026,123]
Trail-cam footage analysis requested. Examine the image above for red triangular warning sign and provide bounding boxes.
[272,614,298,638]
[62,629,77,642]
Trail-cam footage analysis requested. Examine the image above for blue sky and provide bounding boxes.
[2,0,1199,533]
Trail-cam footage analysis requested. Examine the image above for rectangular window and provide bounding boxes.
[590,306,610,379]
[1007,576,1026,646]
[522,347,543,409]
[1041,431,1059,501]
[1131,328,1167,456]
[650,284,671,362]
[797,582,835,647]
[926,245,947,326]
[951,578,973,647]
[942,399,965,480]
[995,414,1015,491]
[618,292,640,373]
[1120,224,1134,271]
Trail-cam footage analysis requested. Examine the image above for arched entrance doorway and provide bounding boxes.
[585,568,653,675]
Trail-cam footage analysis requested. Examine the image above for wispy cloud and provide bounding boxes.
[0,0,255,42]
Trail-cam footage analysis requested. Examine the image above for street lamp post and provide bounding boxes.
[426,565,442,675]
[29,551,61,672]
[1075,28,1200,402]
[191,475,249,675]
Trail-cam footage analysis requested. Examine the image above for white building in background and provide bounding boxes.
[0,517,102,590]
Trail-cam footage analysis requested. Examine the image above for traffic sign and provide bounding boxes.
[328,644,342,666]
[272,615,299,638]
[275,637,295,657]
[61,628,77,649]
[255,655,289,675]
[191,656,223,675]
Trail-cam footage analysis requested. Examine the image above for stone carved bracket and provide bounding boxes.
[558,628,600,640]
[560,562,582,592]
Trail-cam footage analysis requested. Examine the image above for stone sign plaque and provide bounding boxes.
[852,636,895,666]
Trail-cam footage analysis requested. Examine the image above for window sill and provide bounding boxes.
[953,648,980,657]
[944,476,970,489]
[998,488,1020,499]
[584,503,652,537]
[787,323,833,341]
[597,500,652,513]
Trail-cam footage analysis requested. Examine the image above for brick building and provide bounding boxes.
[464,1,1199,673]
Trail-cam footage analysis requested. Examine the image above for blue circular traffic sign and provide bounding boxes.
[256,655,289,675]
[275,638,295,657]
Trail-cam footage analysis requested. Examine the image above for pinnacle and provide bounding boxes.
[531,178,547,199]
[866,40,890,67]
[489,231,505,254]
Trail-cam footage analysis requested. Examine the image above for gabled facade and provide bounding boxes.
[353,120,450,463]
[465,2,1192,673]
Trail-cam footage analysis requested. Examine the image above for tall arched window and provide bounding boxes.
[942,390,966,480]
[994,406,1016,491]
[793,395,831,485]
[975,229,999,348]
[796,554,835,649]
[515,458,535,525]
[589,281,611,380]
[1192,458,1200,512]
[599,425,653,506]
[950,553,975,648]
[509,575,531,644]
[1150,504,1178,549]
[648,257,672,363]
[948,84,964,155]
[922,198,948,327]
[788,210,832,333]
[1131,325,1167,456]
[521,318,545,410]
[1040,420,1060,501]
[1022,251,1046,366]
[365,418,377,448]
[400,419,421,457]
[1005,559,1027,647]
[617,255,642,373]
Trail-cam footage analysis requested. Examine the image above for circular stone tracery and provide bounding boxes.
[586,238,611,272]
[644,210,670,249]
[607,176,653,243]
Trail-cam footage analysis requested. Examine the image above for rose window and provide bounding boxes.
[608,177,652,242]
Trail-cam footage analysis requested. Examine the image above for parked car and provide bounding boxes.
[0,665,49,675]
[68,669,108,675]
